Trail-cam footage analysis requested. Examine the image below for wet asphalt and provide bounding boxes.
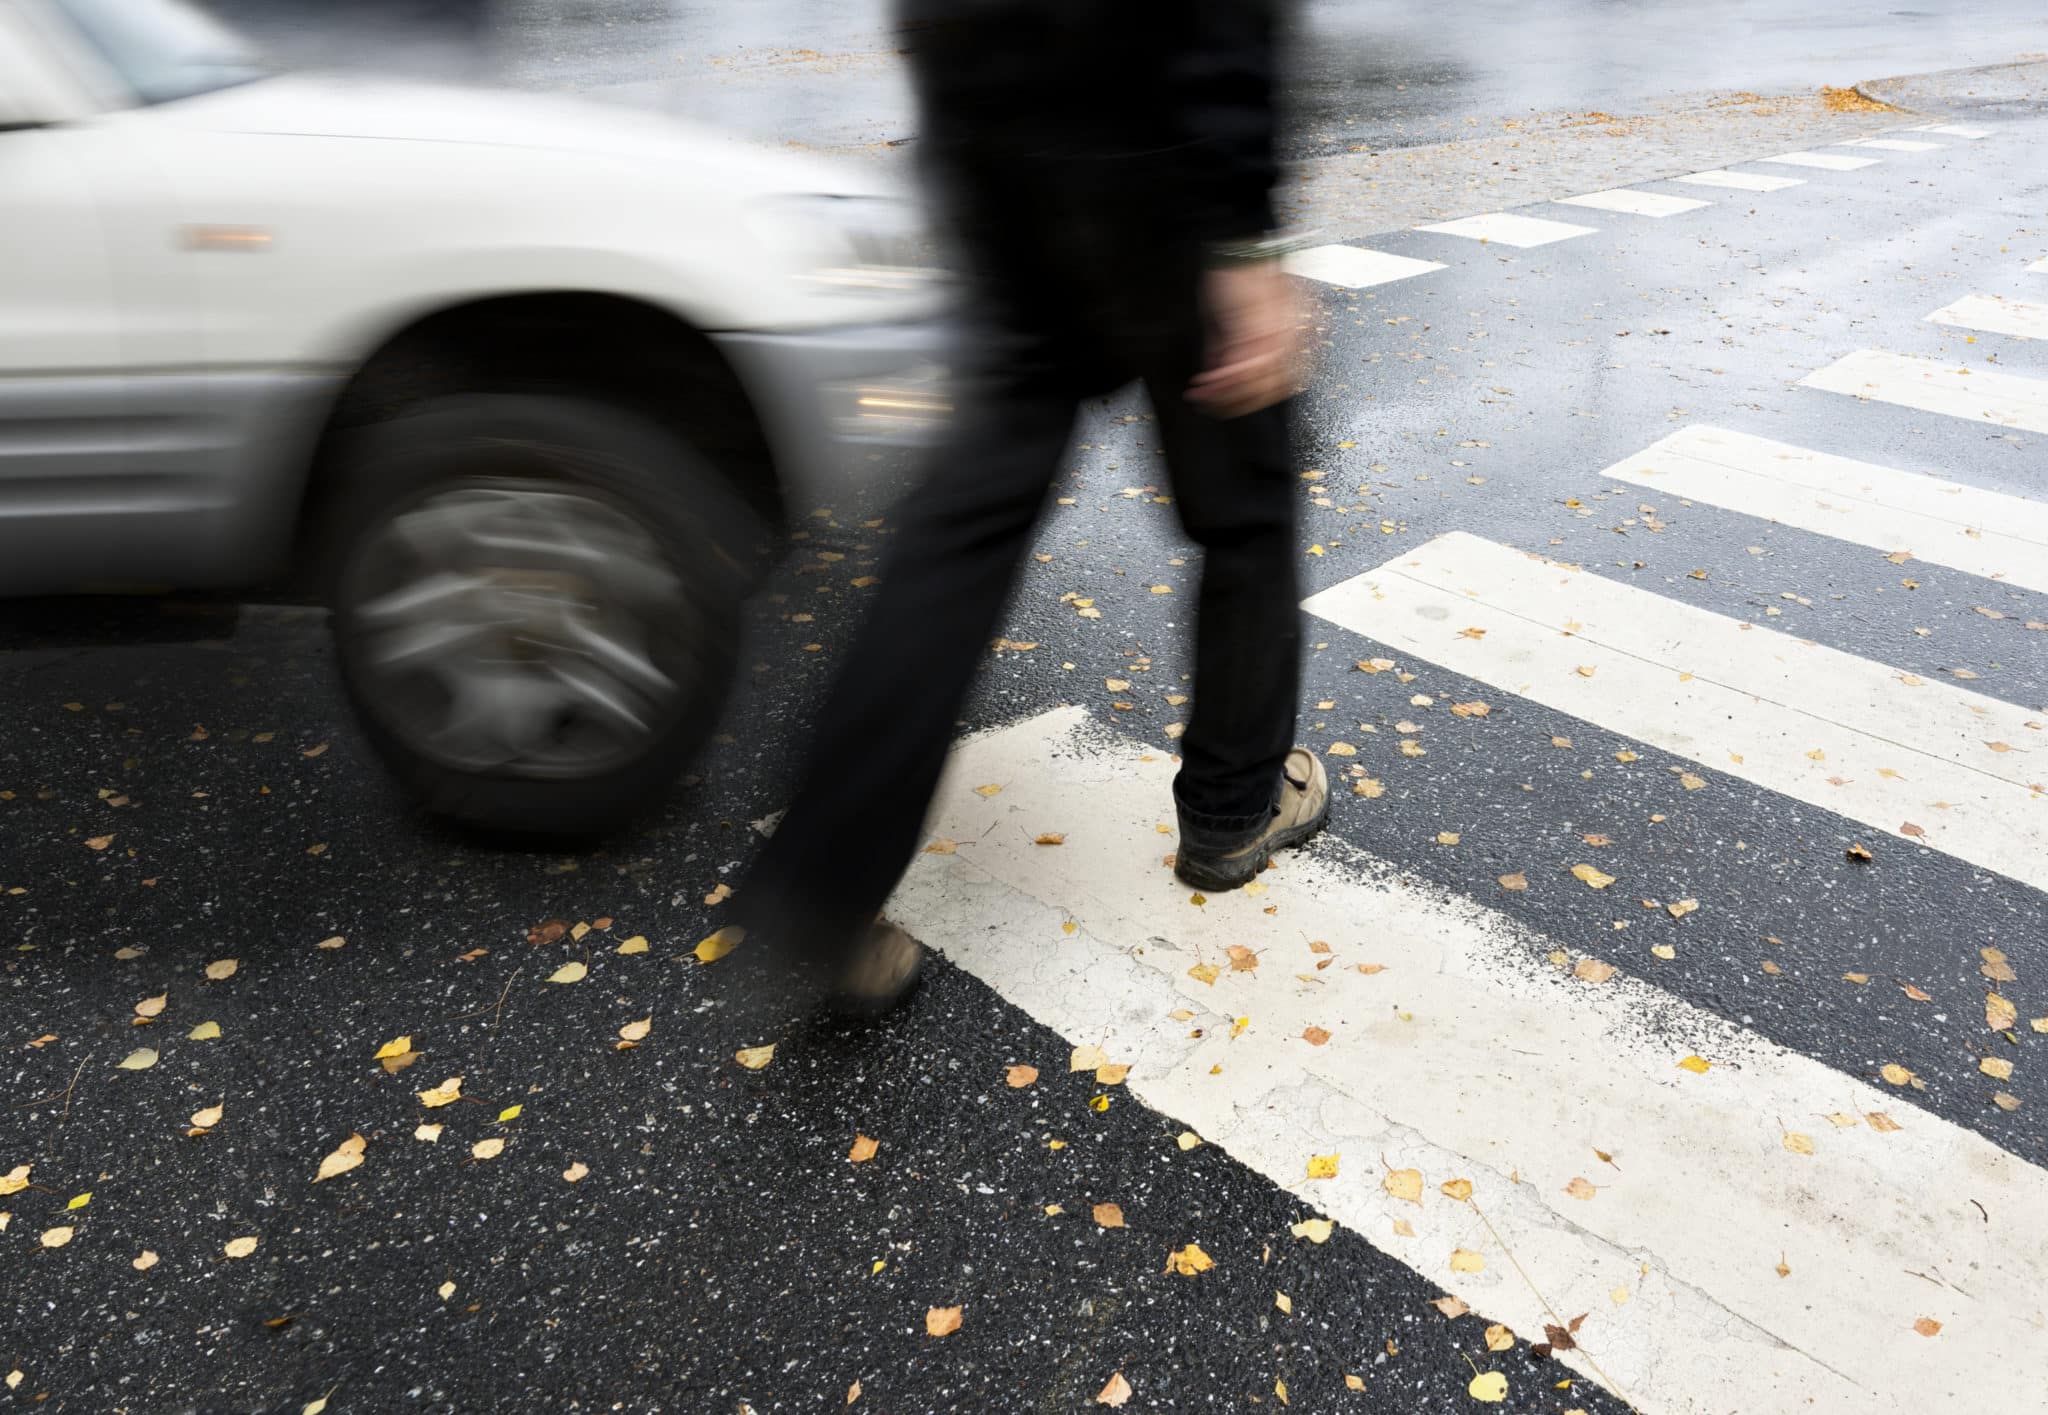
[7,18,2048,1415]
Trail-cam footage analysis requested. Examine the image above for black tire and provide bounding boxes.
[325,394,753,837]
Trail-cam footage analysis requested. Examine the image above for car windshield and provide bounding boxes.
[51,0,268,106]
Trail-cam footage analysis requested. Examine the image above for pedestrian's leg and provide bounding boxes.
[736,380,1077,968]
[1148,384,1302,831]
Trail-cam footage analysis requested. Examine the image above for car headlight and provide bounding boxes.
[760,194,945,295]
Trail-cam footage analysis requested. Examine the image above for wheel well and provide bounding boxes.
[292,292,784,578]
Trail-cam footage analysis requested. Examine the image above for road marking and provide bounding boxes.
[1843,138,1945,152]
[2029,257,2047,274]
[1674,168,1804,192]
[1601,424,2048,595]
[1927,292,2048,341]
[894,706,2048,1415]
[1303,531,2048,890]
[1801,348,2048,434]
[1759,150,1881,171]
[1284,244,1447,289]
[1413,212,1598,248]
[1554,188,1711,218]
[1909,123,1992,139]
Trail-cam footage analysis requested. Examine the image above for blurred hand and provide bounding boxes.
[1186,260,1307,418]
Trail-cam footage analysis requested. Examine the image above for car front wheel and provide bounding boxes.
[326,394,749,836]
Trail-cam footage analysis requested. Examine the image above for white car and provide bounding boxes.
[0,0,948,832]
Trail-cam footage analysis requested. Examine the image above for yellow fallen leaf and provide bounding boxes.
[1290,1218,1334,1244]
[188,1020,222,1040]
[1449,1248,1485,1273]
[1003,1064,1039,1089]
[1914,1317,1942,1338]
[66,1192,90,1210]
[41,1226,74,1249]
[1611,1285,1631,1305]
[1574,957,1618,984]
[546,961,587,984]
[1880,1063,1913,1086]
[610,934,649,955]
[1392,1218,1416,1237]
[0,1164,30,1196]
[373,1036,413,1061]
[1383,1168,1423,1204]
[846,1132,880,1164]
[1498,873,1528,891]
[133,1250,158,1271]
[1571,863,1616,890]
[1981,1056,2014,1080]
[190,1103,224,1130]
[1783,1132,1815,1156]
[204,958,239,981]
[1096,1372,1133,1407]
[1346,1374,1367,1392]
[1667,898,1699,919]
[973,783,1003,798]
[1987,993,2018,1030]
[1328,742,1358,757]
[1276,1377,1290,1406]
[315,1133,367,1183]
[471,1137,505,1160]
[1651,944,1677,961]
[1679,771,1707,791]
[1431,1295,1469,1318]
[693,928,744,964]
[563,1161,590,1182]
[735,1044,776,1070]
[1070,1044,1110,1072]
[1484,1324,1514,1352]
[417,1076,463,1107]
[1468,1371,1508,1403]
[1092,1202,1125,1229]
[117,1047,158,1071]
[1096,1064,1130,1086]
[925,1305,963,1337]
[415,1124,443,1143]
[1677,1054,1711,1074]
[1436,831,1461,846]
[1177,1131,1202,1151]
[223,1235,258,1259]
[1187,962,1220,986]
[84,834,114,851]
[134,993,167,1019]
[317,935,346,950]
[1165,1243,1214,1276]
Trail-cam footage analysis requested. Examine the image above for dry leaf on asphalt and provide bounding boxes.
[1571,863,1616,890]
[617,935,650,955]
[1069,1044,1110,1072]
[735,1045,777,1070]
[1092,1203,1125,1229]
[563,1161,590,1182]
[134,993,167,1019]
[1430,1295,1469,1318]
[1980,1056,2014,1080]
[223,1235,258,1259]
[1484,1324,1514,1352]
[1574,957,1618,984]
[415,1124,443,1143]
[1468,1372,1509,1403]
[1096,1063,1130,1085]
[693,928,742,963]
[471,1138,505,1161]
[133,1250,158,1271]
[203,959,238,981]
[117,1047,158,1071]
[1987,993,2019,1031]
[41,1226,74,1249]
[1498,873,1528,891]
[1165,1243,1214,1276]
[617,1017,652,1049]
[0,1164,30,1196]
[849,1135,880,1164]
[546,961,588,984]
[373,1036,413,1061]
[1290,1217,1333,1243]
[925,1306,963,1337]
[188,1021,221,1040]
[1095,1372,1133,1406]
[1005,1065,1038,1088]
[418,1076,463,1107]
[1275,1290,1293,1315]
[314,1134,366,1183]
[190,1103,224,1132]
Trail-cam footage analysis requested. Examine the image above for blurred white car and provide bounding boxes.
[0,0,948,832]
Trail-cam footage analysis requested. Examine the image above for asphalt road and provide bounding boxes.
[7,20,2048,1415]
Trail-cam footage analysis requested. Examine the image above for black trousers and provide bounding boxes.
[736,185,1302,960]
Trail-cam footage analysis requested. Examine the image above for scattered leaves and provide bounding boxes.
[314,1133,367,1183]
[203,958,239,981]
[735,1044,776,1071]
[546,961,588,984]
[223,1235,258,1259]
[418,1076,463,1108]
[1563,1176,1597,1201]
[117,1047,158,1071]
[471,1137,505,1161]
[1092,1203,1125,1230]
[1677,1055,1711,1074]
[1165,1243,1214,1276]
[1498,873,1528,891]
[1449,1248,1485,1273]
[1913,1317,1942,1338]
[563,1161,589,1182]
[1571,863,1616,890]
[1095,1372,1133,1407]
[1384,1169,1423,1204]
[1574,957,1618,984]
[1290,1217,1334,1244]
[1306,1154,1340,1180]
[1005,1065,1038,1088]
[1430,1295,1469,1319]
[848,1135,880,1164]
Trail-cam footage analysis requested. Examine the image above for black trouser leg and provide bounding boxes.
[737,381,1077,958]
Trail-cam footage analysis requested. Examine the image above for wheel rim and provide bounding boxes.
[339,478,701,778]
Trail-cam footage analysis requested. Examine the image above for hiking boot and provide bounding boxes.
[1173,748,1330,892]
[830,920,926,1017]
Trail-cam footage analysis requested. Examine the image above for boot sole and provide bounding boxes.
[1173,794,1333,893]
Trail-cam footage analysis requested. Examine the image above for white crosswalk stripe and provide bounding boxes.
[1599,424,2048,594]
[2031,257,2048,274]
[1926,292,2048,341]
[1909,123,1993,139]
[1413,212,1598,247]
[1801,349,2048,433]
[1842,138,1945,152]
[1673,168,1804,192]
[1760,151,1880,171]
[1554,188,1711,218]
[892,707,2048,1415]
[1284,244,1446,289]
[1302,531,2048,891]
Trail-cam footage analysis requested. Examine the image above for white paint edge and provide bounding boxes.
[1800,348,2048,434]
[1284,244,1448,289]
[1599,424,2048,595]
[1675,169,1805,192]
[1303,531,2048,891]
[1926,293,2048,342]
[1554,188,1712,218]
[1758,151,1882,171]
[1413,212,1600,248]
[893,706,2048,1415]
[1842,138,1945,152]
[1910,123,1993,138]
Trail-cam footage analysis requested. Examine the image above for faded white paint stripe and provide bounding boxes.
[1554,188,1711,218]
[1601,424,2048,594]
[1800,348,2048,434]
[1303,532,2048,889]
[1413,212,1599,248]
[1285,244,1447,289]
[1910,123,1993,138]
[1675,168,1805,192]
[1927,292,2048,341]
[2030,257,2048,274]
[894,707,2048,1415]
[1843,137,1945,152]
[1759,150,1881,171]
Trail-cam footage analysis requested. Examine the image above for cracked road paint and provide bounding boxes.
[889,706,2048,1415]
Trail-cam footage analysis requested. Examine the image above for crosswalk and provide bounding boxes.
[885,117,2048,1415]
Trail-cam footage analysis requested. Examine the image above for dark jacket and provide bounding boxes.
[897,0,1283,246]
